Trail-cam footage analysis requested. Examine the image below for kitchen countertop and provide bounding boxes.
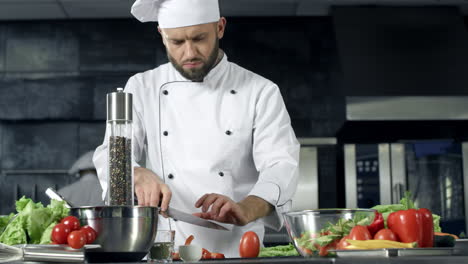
[14,255,468,264]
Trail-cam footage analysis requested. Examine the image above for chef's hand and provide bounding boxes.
[193,194,273,226]
[134,167,172,211]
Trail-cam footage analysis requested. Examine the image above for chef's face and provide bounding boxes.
[159,18,226,82]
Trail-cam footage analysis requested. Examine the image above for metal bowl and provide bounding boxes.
[283,209,375,257]
[70,206,159,253]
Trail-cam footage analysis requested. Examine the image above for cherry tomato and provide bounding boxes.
[337,235,351,250]
[211,253,225,259]
[67,230,86,249]
[172,252,180,261]
[374,228,398,241]
[348,225,372,241]
[61,216,81,231]
[51,223,71,244]
[239,231,260,258]
[80,226,97,244]
[318,245,330,256]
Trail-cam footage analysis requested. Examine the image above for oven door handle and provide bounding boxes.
[393,183,404,203]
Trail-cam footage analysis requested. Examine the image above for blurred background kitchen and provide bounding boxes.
[1,0,468,245]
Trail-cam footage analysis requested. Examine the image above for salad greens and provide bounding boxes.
[293,192,442,256]
[0,213,14,231]
[294,213,373,254]
[0,196,69,245]
[259,244,299,257]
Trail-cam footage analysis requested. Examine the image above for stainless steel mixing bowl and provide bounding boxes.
[70,206,159,253]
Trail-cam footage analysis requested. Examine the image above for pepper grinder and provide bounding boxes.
[106,87,134,206]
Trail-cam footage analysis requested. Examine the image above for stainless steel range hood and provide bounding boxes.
[347,96,468,121]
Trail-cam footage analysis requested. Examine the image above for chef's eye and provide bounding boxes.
[172,40,184,45]
[193,36,204,42]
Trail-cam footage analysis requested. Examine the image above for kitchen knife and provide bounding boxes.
[45,187,228,231]
[162,207,229,231]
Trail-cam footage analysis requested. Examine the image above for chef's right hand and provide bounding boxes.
[134,167,172,211]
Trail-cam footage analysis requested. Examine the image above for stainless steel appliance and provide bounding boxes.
[343,96,468,236]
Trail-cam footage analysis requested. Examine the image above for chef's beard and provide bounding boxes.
[167,38,220,82]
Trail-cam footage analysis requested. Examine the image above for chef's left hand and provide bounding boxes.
[193,194,273,226]
[193,193,249,225]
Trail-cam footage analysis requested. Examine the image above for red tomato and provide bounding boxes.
[337,235,351,250]
[172,252,180,261]
[211,253,225,259]
[348,225,372,240]
[61,216,81,231]
[239,231,260,258]
[80,226,97,244]
[318,245,330,257]
[51,223,71,244]
[374,229,398,241]
[67,230,86,249]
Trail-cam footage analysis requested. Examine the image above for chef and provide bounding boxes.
[59,151,104,206]
[93,0,300,257]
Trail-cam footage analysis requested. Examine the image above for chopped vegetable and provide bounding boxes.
[258,244,299,257]
[367,212,384,236]
[184,235,194,245]
[293,213,373,256]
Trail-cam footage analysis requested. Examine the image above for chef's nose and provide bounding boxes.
[184,41,196,59]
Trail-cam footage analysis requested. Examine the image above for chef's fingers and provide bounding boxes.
[193,212,210,219]
[218,202,232,219]
[219,203,247,225]
[195,194,209,208]
[149,185,161,207]
[160,185,172,211]
[201,194,219,213]
[144,185,156,206]
[209,197,226,218]
[135,186,146,205]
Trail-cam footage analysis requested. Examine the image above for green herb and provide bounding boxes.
[259,244,299,257]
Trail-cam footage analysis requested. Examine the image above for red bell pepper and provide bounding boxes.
[387,208,433,247]
[367,211,384,236]
[418,208,434,247]
[388,209,423,245]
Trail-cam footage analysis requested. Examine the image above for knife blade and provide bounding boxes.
[161,207,229,231]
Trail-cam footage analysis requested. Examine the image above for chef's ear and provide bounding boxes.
[158,26,167,46]
[216,17,227,39]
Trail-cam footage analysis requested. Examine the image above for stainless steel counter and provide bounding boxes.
[13,255,468,264]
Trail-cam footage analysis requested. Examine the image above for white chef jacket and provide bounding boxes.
[93,53,300,257]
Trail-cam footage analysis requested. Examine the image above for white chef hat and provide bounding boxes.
[68,151,96,176]
[131,0,220,29]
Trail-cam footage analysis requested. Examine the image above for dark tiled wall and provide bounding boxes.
[0,18,342,213]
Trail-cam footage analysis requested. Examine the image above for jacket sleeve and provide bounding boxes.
[247,84,300,231]
[92,75,147,201]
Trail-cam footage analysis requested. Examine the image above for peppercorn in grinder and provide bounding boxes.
[106,88,134,206]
